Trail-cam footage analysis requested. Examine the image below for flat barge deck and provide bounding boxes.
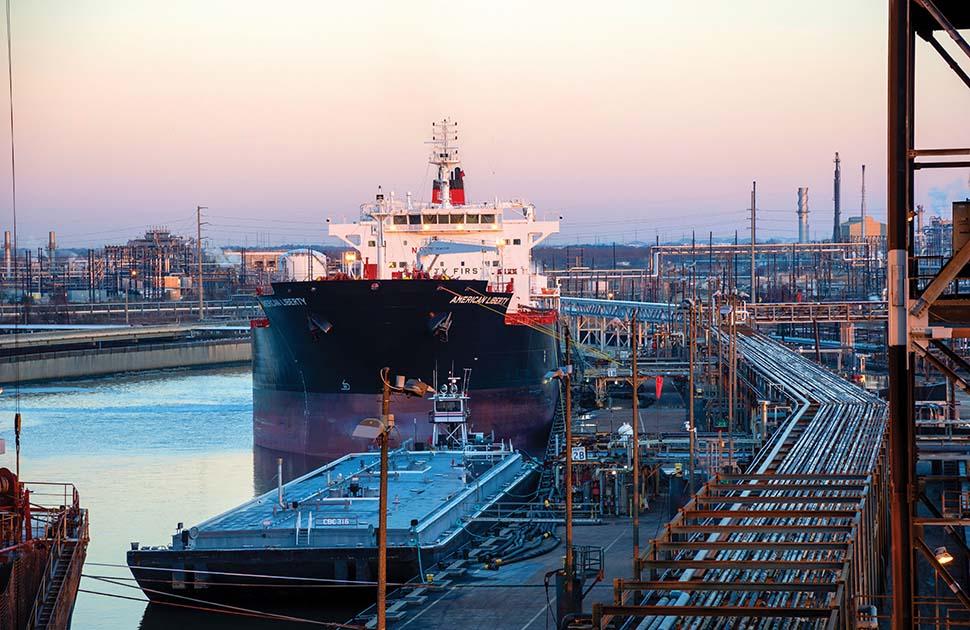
[128,445,536,606]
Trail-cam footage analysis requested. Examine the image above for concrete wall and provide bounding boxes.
[0,339,251,383]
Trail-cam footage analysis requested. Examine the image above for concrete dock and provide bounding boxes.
[0,324,251,383]
[360,512,671,629]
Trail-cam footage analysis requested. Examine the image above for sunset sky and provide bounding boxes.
[4,0,970,247]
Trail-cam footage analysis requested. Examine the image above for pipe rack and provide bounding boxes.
[593,329,888,629]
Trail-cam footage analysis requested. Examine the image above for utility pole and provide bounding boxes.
[732,231,737,293]
[563,326,574,600]
[563,326,574,592]
[688,299,696,491]
[750,181,757,303]
[727,296,737,468]
[196,205,208,321]
[377,370,391,630]
[630,312,640,580]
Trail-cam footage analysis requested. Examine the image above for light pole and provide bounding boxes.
[354,367,429,630]
[683,298,697,492]
[124,269,138,326]
[544,327,576,619]
[196,205,208,321]
[562,327,574,601]
[630,311,640,580]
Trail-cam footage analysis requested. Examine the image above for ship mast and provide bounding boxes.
[429,119,460,208]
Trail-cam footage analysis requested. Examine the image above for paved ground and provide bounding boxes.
[385,508,672,630]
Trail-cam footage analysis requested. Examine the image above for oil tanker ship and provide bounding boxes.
[253,119,561,458]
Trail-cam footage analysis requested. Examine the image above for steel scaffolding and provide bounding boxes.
[887,1,970,628]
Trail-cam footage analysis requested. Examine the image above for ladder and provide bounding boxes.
[536,379,568,501]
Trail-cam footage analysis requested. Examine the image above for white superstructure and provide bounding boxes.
[328,119,560,312]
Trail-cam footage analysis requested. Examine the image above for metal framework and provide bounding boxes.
[560,297,679,326]
[561,296,887,328]
[747,301,888,324]
[887,1,970,628]
[593,329,889,628]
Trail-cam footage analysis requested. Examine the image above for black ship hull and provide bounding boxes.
[127,546,432,607]
[253,279,559,458]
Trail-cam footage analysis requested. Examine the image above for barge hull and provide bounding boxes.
[128,547,428,606]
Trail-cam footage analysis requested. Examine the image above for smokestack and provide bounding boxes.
[48,231,56,253]
[832,153,841,242]
[860,164,867,241]
[797,188,810,243]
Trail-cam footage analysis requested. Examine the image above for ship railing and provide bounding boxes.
[505,311,557,326]
[0,512,21,549]
[488,279,515,294]
[574,544,605,582]
[22,481,80,515]
[459,442,512,455]
[26,500,88,630]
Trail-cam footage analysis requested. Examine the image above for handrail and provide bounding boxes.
[0,299,259,318]
[25,489,87,630]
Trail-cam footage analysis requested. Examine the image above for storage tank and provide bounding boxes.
[279,249,328,281]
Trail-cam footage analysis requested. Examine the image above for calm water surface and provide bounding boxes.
[0,366,339,629]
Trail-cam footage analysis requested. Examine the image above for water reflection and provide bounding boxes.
[0,366,357,629]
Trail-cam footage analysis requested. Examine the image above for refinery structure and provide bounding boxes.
[2,2,970,630]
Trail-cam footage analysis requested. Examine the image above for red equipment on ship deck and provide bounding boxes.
[0,468,89,630]
[505,309,557,327]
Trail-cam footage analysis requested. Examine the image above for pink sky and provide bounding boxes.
[3,0,969,247]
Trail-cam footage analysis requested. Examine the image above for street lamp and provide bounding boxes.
[935,546,954,565]
[355,367,429,630]
[545,326,578,620]
[125,269,138,326]
[681,298,697,492]
[543,365,572,383]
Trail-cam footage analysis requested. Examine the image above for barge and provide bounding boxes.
[128,443,535,606]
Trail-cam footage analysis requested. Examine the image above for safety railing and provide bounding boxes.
[26,494,88,630]
[471,501,602,524]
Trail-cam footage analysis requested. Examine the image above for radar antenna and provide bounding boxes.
[428,119,461,207]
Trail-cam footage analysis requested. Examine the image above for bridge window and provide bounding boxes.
[423,214,438,224]
[450,214,464,224]
[435,400,462,413]
[408,214,421,225]
[392,215,407,225]
[466,214,480,223]
[481,214,495,224]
